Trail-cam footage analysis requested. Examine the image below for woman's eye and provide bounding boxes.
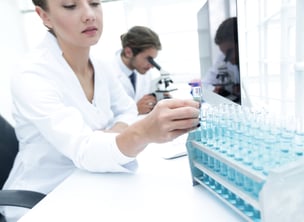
[90,2,101,7]
[63,5,76,10]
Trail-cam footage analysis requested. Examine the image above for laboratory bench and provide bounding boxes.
[17,139,245,222]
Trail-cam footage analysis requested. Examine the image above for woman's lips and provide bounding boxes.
[82,26,98,35]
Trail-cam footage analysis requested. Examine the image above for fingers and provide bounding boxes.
[139,98,201,144]
[154,99,200,132]
[158,98,200,110]
[171,117,200,131]
[155,100,200,122]
[163,126,200,142]
[168,106,200,121]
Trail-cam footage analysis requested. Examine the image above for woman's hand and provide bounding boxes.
[142,99,200,142]
[116,98,200,157]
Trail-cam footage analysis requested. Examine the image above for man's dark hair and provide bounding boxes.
[214,17,238,45]
[120,26,162,57]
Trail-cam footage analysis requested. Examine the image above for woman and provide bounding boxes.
[1,0,200,220]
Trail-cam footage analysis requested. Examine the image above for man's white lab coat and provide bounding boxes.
[104,50,158,102]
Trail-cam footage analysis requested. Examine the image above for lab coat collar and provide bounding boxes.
[115,49,134,77]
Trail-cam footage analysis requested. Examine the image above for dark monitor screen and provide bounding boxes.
[197,0,241,105]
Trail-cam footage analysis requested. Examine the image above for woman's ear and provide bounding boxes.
[35,6,52,29]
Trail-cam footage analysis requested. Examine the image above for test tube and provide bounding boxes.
[294,118,304,157]
[227,166,236,183]
[243,176,253,193]
[200,107,208,145]
[235,171,244,187]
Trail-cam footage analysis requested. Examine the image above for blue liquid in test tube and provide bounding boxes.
[244,203,254,217]
[235,171,244,187]
[202,151,209,166]
[227,167,236,182]
[236,197,245,211]
[294,128,304,157]
[220,162,228,177]
[214,158,221,172]
[200,106,208,145]
[243,176,253,193]
[208,155,215,169]
[228,191,237,205]
[221,186,229,199]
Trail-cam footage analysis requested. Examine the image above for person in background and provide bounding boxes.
[202,17,240,104]
[0,0,200,221]
[107,26,162,115]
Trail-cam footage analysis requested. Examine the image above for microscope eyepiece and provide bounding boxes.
[147,56,161,70]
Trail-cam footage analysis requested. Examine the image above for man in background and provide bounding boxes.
[106,26,162,114]
[203,17,241,104]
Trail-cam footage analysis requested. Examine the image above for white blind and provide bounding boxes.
[238,0,297,116]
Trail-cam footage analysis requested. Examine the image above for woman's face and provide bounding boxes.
[38,0,103,49]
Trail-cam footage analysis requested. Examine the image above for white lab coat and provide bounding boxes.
[3,32,139,198]
[202,53,240,93]
[104,50,157,102]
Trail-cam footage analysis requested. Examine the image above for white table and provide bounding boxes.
[18,141,245,222]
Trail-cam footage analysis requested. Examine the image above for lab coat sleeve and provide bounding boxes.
[11,71,137,173]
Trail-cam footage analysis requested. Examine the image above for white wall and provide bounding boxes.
[93,0,203,83]
[0,0,27,124]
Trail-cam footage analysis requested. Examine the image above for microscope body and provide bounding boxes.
[211,61,240,104]
[147,57,177,95]
[213,61,237,98]
[155,70,176,93]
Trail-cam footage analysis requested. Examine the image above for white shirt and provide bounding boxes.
[105,50,157,102]
[3,32,139,197]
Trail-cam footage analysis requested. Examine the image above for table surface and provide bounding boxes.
[18,137,245,222]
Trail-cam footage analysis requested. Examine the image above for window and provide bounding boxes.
[237,0,297,117]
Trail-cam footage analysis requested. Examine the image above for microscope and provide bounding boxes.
[215,49,233,87]
[214,48,241,104]
[214,49,234,97]
[147,57,177,94]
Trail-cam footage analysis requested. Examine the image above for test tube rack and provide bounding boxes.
[186,130,304,222]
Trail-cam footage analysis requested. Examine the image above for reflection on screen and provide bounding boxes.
[197,0,241,105]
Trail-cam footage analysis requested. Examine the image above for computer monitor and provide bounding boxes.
[197,0,241,105]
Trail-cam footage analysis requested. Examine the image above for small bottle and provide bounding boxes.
[189,81,202,103]
[190,82,203,141]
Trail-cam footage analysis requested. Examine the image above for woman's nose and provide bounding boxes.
[82,5,96,23]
